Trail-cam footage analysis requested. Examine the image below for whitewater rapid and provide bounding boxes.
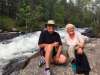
[0,29,89,60]
[0,31,41,60]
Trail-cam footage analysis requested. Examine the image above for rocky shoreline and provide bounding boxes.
[0,32,99,75]
[18,38,99,75]
[0,32,25,42]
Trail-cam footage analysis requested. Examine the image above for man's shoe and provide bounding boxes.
[38,56,45,67]
[44,68,51,75]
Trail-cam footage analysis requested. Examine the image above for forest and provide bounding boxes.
[0,0,100,36]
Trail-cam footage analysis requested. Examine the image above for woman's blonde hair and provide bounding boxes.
[65,23,75,30]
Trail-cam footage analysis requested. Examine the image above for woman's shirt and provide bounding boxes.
[64,31,84,46]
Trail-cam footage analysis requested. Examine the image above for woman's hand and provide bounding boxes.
[75,41,84,48]
[77,48,83,54]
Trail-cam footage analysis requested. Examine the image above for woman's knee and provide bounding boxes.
[77,47,83,54]
[58,54,67,64]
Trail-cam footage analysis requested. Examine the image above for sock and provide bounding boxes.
[45,68,50,70]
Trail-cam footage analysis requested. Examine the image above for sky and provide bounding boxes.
[66,0,96,4]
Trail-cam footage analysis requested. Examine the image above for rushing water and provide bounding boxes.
[0,29,89,60]
[0,31,41,60]
[0,31,41,75]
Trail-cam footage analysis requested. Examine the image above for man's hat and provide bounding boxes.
[47,20,55,25]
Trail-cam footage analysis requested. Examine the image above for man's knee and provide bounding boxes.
[45,44,53,54]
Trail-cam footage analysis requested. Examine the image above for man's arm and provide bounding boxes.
[56,45,62,57]
[38,31,46,48]
[39,44,47,48]
[56,33,63,57]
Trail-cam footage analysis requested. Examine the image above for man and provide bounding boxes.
[38,20,66,75]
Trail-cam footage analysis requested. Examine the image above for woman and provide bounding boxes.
[64,24,91,75]
[64,23,85,62]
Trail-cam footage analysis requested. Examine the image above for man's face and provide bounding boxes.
[47,25,54,33]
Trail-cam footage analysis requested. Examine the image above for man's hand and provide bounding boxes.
[52,42,59,47]
[39,44,47,48]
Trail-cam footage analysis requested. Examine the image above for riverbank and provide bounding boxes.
[0,32,39,75]
[18,38,99,75]
[0,32,26,42]
[0,32,20,42]
[0,32,99,75]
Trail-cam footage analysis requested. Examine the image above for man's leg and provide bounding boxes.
[38,48,45,67]
[44,44,53,68]
[40,48,45,56]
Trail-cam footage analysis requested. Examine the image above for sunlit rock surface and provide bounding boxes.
[0,29,97,75]
[19,38,99,75]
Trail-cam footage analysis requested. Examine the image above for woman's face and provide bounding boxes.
[66,27,75,35]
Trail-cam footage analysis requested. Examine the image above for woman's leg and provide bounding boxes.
[68,46,75,60]
[54,54,67,64]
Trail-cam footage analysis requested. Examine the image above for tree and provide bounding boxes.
[42,0,57,21]
[0,16,16,31]
[54,0,66,27]
[16,0,44,32]
[17,0,33,32]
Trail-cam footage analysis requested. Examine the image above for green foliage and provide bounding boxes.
[94,7,100,36]
[64,2,95,28]
[77,0,91,7]
[54,0,66,27]
[64,3,83,26]
[42,0,57,21]
[0,16,16,31]
[0,0,100,36]
[42,0,66,27]
[17,0,44,32]
[17,0,32,32]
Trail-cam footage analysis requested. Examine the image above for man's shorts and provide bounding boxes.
[52,48,57,57]
[40,47,57,57]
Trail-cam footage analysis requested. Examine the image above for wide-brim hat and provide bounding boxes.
[47,20,55,25]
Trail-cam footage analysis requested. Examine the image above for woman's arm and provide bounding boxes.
[77,32,85,48]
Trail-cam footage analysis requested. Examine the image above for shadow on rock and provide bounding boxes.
[2,56,31,75]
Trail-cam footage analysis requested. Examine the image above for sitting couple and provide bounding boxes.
[38,20,85,75]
